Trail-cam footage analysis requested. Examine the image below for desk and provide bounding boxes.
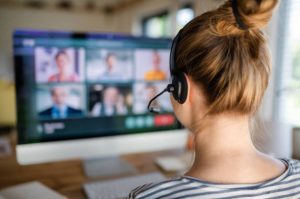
[0,132,184,199]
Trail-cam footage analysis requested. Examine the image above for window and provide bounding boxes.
[142,11,171,38]
[141,4,194,38]
[176,4,194,32]
[276,0,300,126]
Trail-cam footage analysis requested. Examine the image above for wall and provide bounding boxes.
[114,0,223,36]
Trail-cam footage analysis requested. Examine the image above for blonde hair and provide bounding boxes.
[176,0,278,115]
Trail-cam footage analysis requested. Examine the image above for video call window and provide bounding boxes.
[37,85,85,120]
[86,49,133,82]
[89,84,132,117]
[35,47,85,83]
[34,47,172,120]
[135,49,170,81]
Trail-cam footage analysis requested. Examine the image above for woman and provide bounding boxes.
[128,0,300,198]
[48,50,79,82]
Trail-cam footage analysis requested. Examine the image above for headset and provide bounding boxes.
[147,29,188,113]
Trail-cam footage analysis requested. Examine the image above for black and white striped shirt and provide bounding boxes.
[128,159,300,199]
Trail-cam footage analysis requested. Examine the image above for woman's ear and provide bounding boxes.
[184,75,207,113]
[187,76,209,116]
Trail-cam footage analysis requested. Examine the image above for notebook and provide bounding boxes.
[0,181,67,199]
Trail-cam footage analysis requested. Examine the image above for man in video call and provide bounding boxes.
[39,87,83,119]
[144,50,167,81]
[91,86,128,117]
[48,50,79,82]
[99,53,122,81]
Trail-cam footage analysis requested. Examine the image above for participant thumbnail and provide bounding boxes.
[37,85,85,119]
[86,49,133,82]
[133,82,173,114]
[89,84,132,117]
[135,49,170,81]
[35,47,85,83]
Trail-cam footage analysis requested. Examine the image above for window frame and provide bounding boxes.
[176,3,195,31]
[272,0,300,126]
[141,10,170,37]
[140,2,195,38]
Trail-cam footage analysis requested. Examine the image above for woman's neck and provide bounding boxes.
[193,114,256,161]
[186,113,285,184]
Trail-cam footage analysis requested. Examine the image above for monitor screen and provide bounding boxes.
[14,30,180,145]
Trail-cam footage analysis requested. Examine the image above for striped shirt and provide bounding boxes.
[127,159,300,199]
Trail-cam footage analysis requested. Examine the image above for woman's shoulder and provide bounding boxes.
[127,159,300,199]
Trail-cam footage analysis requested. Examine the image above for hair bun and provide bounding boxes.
[209,0,278,36]
[236,0,278,29]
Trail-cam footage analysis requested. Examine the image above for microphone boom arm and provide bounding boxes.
[147,84,174,113]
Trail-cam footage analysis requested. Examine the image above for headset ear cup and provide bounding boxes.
[171,72,188,104]
[169,29,188,104]
[171,75,179,101]
[178,72,188,104]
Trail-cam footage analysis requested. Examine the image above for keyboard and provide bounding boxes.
[83,172,166,199]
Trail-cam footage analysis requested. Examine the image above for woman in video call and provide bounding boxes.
[128,0,300,198]
[48,50,79,82]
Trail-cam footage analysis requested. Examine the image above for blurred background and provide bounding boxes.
[0,0,300,176]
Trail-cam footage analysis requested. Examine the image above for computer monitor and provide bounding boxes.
[14,30,187,165]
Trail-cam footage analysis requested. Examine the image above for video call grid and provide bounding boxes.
[34,46,172,120]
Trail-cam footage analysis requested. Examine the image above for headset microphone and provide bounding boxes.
[147,28,188,113]
[147,84,175,113]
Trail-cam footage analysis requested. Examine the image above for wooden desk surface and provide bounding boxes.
[0,132,184,198]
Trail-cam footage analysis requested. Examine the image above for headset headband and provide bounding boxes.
[169,29,183,73]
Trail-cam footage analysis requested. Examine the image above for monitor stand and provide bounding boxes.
[83,156,137,178]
